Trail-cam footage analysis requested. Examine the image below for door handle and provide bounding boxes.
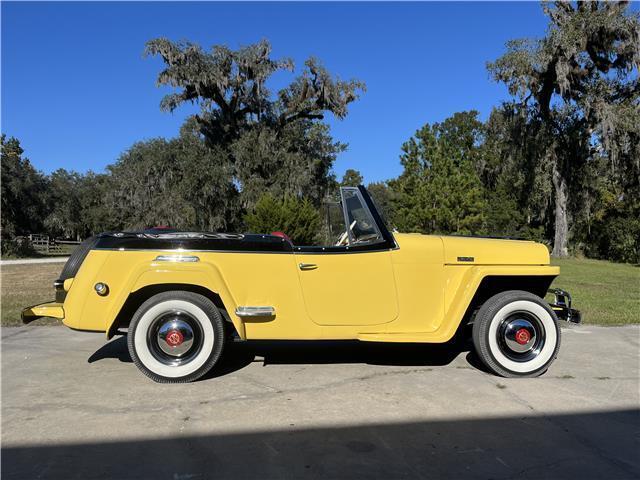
[299,263,318,271]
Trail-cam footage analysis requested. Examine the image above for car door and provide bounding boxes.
[295,250,398,326]
[294,187,399,326]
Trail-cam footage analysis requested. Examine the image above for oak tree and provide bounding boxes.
[489,1,639,256]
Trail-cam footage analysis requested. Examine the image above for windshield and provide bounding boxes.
[333,188,383,246]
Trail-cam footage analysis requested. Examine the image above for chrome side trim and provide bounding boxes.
[154,255,200,263]
[235,306,276,317]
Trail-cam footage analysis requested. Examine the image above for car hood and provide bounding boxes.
[394,233,550,265]
[439,235,550,265]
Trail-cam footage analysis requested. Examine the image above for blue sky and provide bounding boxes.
[2,1,551,183]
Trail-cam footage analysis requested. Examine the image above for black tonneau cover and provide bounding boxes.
[93,231,293,253]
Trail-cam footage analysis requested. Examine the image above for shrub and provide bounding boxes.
[1,236,38,258]
[244,194,321,246]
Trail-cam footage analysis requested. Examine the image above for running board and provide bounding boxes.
[357,332,445,343]
[235,306,276,317]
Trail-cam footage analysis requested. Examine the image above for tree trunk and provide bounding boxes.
[551,162,569,257]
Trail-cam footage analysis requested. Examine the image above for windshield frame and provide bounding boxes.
[294,185,397,254]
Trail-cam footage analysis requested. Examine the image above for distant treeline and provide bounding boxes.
[2,2,638,262]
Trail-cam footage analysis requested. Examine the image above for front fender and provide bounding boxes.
[434,265,560,342]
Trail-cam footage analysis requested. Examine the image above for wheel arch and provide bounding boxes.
[107,283,241,340]
[460,275,557,327]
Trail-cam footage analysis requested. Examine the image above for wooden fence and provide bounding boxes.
[28,235,81,255]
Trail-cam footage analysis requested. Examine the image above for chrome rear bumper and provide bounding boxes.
[22,302,65,324]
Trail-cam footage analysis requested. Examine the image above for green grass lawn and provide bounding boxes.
[1,244,76,260]
[1,263,62,326]
[1,257,638,327]
[549,258,639,325]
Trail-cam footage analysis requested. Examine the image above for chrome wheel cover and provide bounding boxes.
[147,310,203,366]
[496,312,545,362]
[157,318,195,356]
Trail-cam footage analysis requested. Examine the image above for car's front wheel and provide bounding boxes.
[127,291,225,383]
[472,290,561,378]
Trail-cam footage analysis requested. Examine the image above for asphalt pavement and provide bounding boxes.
[2,323,639,479]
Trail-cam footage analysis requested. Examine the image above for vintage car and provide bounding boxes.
[23,186,579,383]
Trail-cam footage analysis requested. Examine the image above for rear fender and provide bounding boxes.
[105,261,243,339]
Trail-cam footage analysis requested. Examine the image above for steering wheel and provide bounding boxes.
[335,221,357,246]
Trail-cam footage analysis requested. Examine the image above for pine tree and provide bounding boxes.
[392,112,486,235]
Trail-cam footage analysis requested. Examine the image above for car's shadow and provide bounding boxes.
[88,329,478,381]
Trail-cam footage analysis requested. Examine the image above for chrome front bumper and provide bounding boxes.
[548,288,581,324]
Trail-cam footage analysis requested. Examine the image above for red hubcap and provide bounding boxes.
[515,328,531,345]
[165,329,184,347]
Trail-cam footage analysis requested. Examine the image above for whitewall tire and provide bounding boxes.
[127,291,225,383]
[472,290,561,378]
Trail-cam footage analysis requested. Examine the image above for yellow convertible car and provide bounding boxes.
[23,186,579,383]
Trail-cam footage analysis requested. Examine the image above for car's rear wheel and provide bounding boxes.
[127,291,225,383]
[472,290,561,378]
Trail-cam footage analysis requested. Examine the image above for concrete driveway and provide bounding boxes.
[2,324,639,480]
